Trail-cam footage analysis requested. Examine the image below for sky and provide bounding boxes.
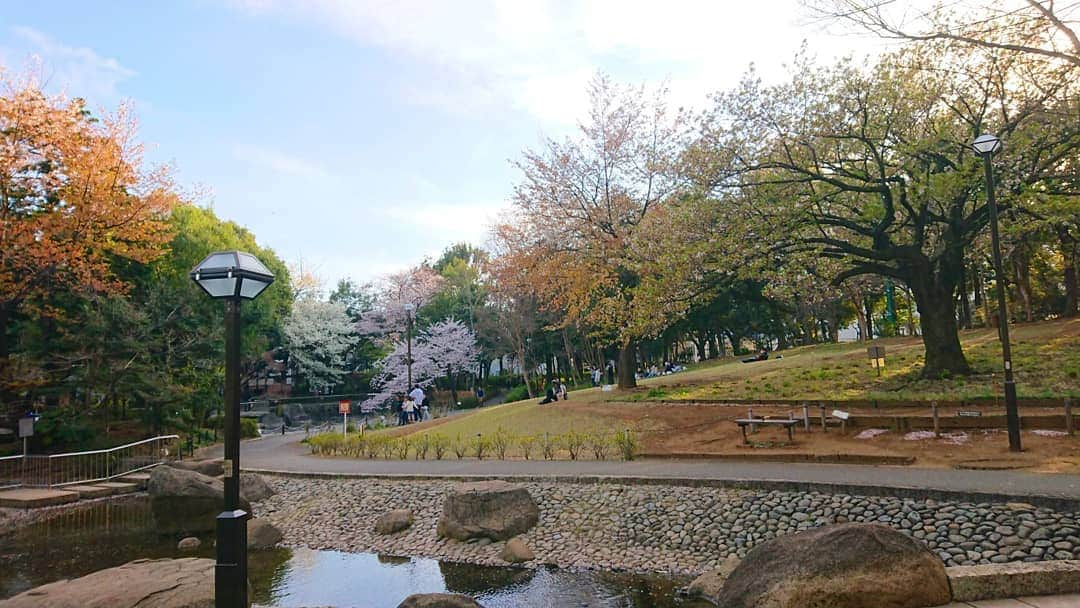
[0,0,886,290]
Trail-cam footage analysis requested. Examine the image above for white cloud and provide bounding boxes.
[232,144,330,180]
[380,200,508,243]
[2,26,135,100]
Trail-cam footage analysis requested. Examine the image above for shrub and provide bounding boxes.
[518,434,538,460]
[413,434,431,459]
[432,434,451,460]
[613,428,638,461]
[586,432,610,460]
[453,434,468,459]
[470,434,489,460]
[504,384,531,403]
[240,418,260,439]
[379,436,396,459]
[540,432,559,460]
[491,428,512,459]
[393,437,411,459]
[563,431,586,460]
[364,435,386,459]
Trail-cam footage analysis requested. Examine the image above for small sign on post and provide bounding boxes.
[956,410,983,418]
[339,400,351,436]
[867,346,886,376]
[18,416,34,456]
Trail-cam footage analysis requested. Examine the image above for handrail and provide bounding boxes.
[44,434,180,459]
[0,434,180,489]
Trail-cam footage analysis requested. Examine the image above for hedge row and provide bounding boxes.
[306,428,638,461]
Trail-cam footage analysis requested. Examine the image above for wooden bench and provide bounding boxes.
[735,418,799,443]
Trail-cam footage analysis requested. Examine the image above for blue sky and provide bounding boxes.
[0,1,882,290]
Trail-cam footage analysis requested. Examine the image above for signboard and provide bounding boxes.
[831,409,850,421]
[338,400,351,414]
[17,417,34,438]
[867,345,886,373]
[957,410,983,417]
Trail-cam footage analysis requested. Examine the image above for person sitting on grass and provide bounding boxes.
[539,382,557,404]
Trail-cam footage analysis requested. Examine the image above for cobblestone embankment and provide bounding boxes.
[258,476,1080,577]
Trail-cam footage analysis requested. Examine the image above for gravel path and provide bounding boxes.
[258,475,1080,577]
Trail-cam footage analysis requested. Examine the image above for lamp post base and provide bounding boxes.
[215,509,249,608]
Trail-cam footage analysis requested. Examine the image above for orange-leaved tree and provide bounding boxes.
[496,74,686,389]
[0,69,177,412]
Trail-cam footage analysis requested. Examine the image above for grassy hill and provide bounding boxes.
[376,319,1079,472]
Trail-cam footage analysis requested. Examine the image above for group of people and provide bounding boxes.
[396,385,431,425]
[590,363,616,386]
[539,379,569,404]
[640,361,686,378]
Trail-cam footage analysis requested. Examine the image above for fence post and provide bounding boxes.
[802,402,810,432]
[749,408,757,434]
[819,403,827,432]
[932,401,940,438]
[1067,398,1074,436]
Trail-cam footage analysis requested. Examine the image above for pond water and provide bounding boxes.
[0,497,711,608]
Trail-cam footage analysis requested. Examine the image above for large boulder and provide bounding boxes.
[240,473,275,503]
[165,459,224,477]
[397,593,483,608]
[148,466,250,534]
[247,518,283,549]
[716,523,951,608]
[0,558,218,608]
[686,556,740,601]
[375,509,415,535]
[436,481,539,542]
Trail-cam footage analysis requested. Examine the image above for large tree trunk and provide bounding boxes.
[958,261,973,329]
[908,274,970,378]
[1011,246,1034,322]
[617,341,637,389]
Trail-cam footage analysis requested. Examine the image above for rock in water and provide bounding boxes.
[177,537,201,552]
[165,459,224,477]
[436,481,539,541]
[397,593,483,608]
[499,537,535,563]
[148,466,250,534]
[0,558,216,608]
[375,509,415,535]
[686,556,740,601]
[240,473,275,503]
[247,518,283,549]
[716,523,951,608]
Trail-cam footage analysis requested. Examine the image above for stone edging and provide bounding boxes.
[637,452,916,466]
[947,560,1080,601]
[243,468,1080,513]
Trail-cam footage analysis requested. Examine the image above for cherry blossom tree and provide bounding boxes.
[363,319,478,409]
[282,298,357,392]
[356,266,444,338]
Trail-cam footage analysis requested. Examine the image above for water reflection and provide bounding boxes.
[0,498,710,608]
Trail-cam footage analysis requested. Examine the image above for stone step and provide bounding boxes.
[947,560,1080,602]
[63,484,115,499]
[118,473,150,489]
[0,488,80,508]
[93,481,139,494]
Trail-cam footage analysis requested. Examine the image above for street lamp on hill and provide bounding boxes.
[190,250,275,608]
[972,134,1021,453]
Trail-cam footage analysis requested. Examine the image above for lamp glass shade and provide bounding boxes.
[973,134,1002,155]
[190,250,275,300]
[239,277,272,299]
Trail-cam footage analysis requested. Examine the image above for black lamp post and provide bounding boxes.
[973,133,1021,452]
[190,251,275,608]
[404,302,415,390]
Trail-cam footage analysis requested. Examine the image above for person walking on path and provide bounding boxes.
[403,397,416,423]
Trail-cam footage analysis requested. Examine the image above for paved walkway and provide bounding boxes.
[207,433,1080,505]
[940,595,1080,607]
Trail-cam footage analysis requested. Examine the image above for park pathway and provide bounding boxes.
[205,432,1080,505]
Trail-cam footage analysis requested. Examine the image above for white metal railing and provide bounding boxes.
[0,435,179,489]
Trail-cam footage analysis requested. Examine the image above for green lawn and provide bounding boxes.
[623,319,1079,402]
